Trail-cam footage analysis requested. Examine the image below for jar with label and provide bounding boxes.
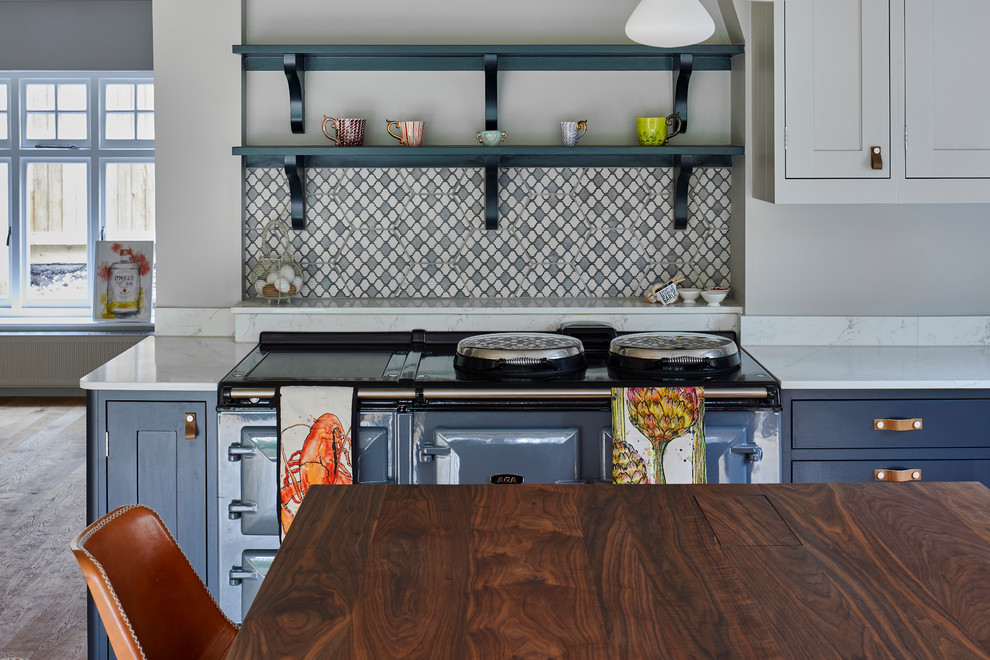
[107,248,141,316]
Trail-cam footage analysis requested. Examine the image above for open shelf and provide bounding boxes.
[235,43,745,230]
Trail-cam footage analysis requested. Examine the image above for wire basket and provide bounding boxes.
[249,218,303,303]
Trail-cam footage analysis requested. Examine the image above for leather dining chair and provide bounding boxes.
[70,504,238,660]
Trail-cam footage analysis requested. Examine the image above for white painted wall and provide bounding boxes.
[151,0,242,310]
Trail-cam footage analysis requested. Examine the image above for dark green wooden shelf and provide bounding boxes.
[234,44,743,72]
[233,145,743,168]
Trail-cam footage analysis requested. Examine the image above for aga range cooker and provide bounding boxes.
[216,324,781,622]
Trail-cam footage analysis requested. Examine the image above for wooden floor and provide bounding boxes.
[0,397,87,660]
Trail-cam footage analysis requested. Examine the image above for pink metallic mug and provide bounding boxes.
[322,116,366,146]
[386,119,424,147]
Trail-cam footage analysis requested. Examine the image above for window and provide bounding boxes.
[0,72,154,317]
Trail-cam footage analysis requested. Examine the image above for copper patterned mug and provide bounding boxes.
[322,116,366,146]
[386,119,424,147]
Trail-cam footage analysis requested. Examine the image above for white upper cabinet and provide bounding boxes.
[752,0,990,204]
[784,0,890,180]
[904,0,990,179]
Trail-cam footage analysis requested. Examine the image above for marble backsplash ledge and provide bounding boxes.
[742,316,990,346]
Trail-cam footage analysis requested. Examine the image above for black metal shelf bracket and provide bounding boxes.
[484,154,499,231]
[284,155,306,229]
[673,154,695,231]
[484,53,498,130]
[484,53,500,230]
[673,53,694,132]
[283,53,305,134]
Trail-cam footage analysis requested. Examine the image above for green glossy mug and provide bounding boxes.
[636,113,683,146]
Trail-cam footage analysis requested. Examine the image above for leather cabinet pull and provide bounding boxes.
[870,146,883,170]
[185,413,198,440]
[875,468,922,482]
[874,418,922,431]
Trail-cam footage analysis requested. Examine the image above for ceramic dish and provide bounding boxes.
[700,288,729,306]
[678,287,701,303]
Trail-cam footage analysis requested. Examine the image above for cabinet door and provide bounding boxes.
[904,0,990,178]
[784,0,890,179]
[106,400,208,578]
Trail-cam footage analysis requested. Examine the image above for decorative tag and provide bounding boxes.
[654,282,678,306]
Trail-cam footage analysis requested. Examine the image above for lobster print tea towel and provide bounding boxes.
[278,386,354,539]
[611,387,706,484]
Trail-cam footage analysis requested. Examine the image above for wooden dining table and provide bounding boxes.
[226,482,990,659]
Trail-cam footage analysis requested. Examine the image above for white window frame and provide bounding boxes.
[0,71,153,320]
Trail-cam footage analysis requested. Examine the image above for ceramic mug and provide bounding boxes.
[636,113,683,146]
[386,119,424,147]
[322,116,366,146]
[476,129,507,147]
[560,120,588,147]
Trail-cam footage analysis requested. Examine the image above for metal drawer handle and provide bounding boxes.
[874,418,923,431]
[874,468,921,482]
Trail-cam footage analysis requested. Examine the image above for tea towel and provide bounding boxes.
[611,387,706,484]
[278,386,354,538]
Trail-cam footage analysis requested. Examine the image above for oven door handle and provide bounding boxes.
[418,445,452,462]
[730,443,764,463]
[228,500,258,519]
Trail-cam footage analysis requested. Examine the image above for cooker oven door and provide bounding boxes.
[218,408,397,623]
[410,404,780,485]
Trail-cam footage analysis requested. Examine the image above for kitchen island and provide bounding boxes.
[229,482,990,659]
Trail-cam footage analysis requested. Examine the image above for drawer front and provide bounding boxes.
[792,399,990,449]
[793,459,990,485]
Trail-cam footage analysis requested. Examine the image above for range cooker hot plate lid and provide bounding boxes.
[608,331,740,375]
[454,332,585,375]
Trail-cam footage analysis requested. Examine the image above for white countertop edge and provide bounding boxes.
[770,380,990,390]
[79,336,250,391]
[746,345,990,390]
[231,298,742,314]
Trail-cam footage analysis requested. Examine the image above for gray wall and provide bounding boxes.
[146,0,990,324]
[0,1,152,70]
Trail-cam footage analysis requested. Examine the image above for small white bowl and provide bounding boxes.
[678,287,701,303]
[700,288,729,306]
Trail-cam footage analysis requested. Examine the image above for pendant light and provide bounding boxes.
[624,0,716,48]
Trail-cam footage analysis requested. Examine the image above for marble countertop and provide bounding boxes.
[747,345,990,390]
[79,336,252,391]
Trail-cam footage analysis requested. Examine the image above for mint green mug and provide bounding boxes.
[636,113,683,146]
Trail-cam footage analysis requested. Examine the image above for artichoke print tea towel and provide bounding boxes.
[612,387,706,484]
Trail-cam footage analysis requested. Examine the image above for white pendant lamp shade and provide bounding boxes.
[624,0,716,48]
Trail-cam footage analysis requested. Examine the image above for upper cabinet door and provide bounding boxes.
[784,0,891,179]
[904,0,990,178]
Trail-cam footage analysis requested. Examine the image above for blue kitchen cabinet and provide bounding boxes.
[782,389,990,486]
[85,390,219,660]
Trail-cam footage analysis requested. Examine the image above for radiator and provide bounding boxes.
[0,334,145,388]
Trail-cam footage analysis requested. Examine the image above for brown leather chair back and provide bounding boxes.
[70,504,238,660]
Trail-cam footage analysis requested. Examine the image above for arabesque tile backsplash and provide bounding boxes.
[243,166,732,299]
